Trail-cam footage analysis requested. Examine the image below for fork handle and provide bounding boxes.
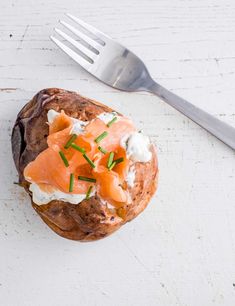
[147,81,235,150]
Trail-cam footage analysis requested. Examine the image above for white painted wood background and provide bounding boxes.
[0,0,235,305]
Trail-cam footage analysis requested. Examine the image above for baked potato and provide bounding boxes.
[12,88,158,241]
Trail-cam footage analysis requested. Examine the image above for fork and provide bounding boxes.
[51,14,235,150]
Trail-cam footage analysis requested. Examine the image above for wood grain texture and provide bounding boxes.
[0,0,235,305]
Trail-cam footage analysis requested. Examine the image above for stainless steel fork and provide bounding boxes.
[51,14,235,150]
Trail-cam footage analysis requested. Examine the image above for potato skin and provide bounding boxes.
[12,88,158,241]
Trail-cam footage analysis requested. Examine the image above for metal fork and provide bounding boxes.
[51,14,235,150]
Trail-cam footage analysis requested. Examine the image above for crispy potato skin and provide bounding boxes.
[12,88,158,241]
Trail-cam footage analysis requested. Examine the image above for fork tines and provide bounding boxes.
[50,13,107,68]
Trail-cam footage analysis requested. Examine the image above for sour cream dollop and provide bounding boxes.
[126,167,136,187]
[29,183,95,205]
[97,112,118,124]
[121,132,152,163]
[47,109,88,135]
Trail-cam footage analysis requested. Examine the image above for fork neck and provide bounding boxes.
[142,78,162,93]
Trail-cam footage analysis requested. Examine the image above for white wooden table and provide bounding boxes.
[0,0,235,305]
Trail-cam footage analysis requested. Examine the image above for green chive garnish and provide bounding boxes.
[69,173,74,192]
[113,157,124,165]
[108,157,124,171]
[98,146,107,154]
[107,116,117,127]
[108,161,116,171]
[64,134,77,149]
[107,152,114,168]
[83,153,95,168]
[85,186,93,199]
[94,131,108,143]
[78,176,96,183]
[71,143,85,153]
[59,151,69,167]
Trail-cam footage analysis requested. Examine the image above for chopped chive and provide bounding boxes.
[85,186,93,199]
[59,151,69,167]
[98,146,107,154]
[69,173,74,192]
[107,152,114,168]
[64,134,77,149]
[94,131,108,143]
[108,157,124,171]
[108,161,116,171]
[107,116,117,127]
[83,153,95,168]
[71,143,85,153]
[78,176,96,183]
[113,157,124,165]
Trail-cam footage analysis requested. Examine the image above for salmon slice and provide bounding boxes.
[24,111,136,206]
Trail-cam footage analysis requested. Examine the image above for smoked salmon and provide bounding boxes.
[24,110,136,206]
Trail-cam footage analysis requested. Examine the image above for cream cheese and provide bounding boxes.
[121,132,152,163]
[126,167,136,187]
[47,109,59,124]
[70,118,88,135]
[97,112,118,124]
[29,183,95,205]
[47,109,88,135]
